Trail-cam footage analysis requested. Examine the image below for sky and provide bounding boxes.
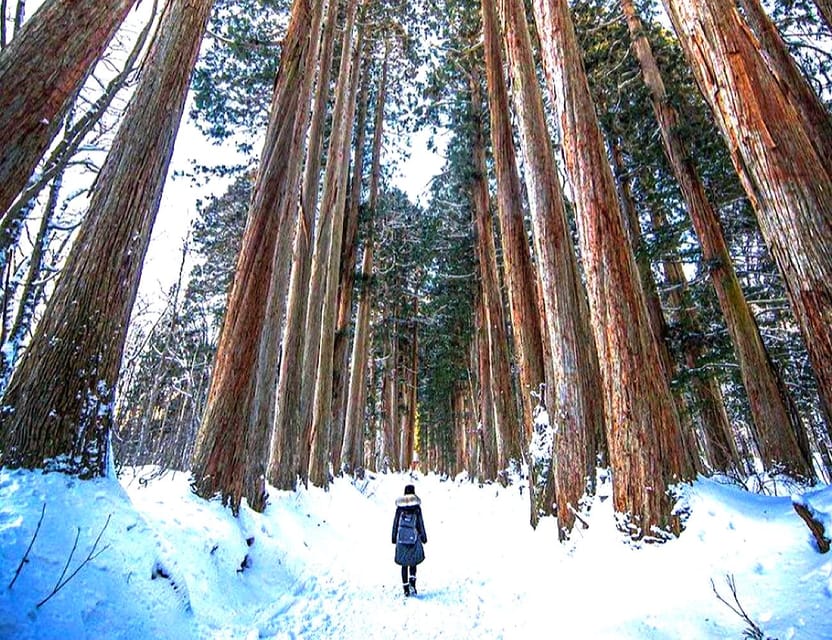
[1,465,831,639]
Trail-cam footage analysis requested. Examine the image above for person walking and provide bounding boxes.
[391,483,428,596]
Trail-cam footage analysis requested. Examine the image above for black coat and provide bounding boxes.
[392,494,427,566]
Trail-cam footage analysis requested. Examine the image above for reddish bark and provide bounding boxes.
[192,0,314,510]
[662,0,832,459]
[531,0,690,535]
[0,0,137,217]
[0,0,211,478]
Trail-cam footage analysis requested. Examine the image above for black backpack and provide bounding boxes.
[397,510,418,545]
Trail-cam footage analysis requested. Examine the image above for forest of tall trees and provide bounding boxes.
[0,0,830,540]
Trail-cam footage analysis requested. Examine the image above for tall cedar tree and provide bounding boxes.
[341,50,388,474]
[494,0,606,537]
[191,0,315,512]
[468,45,523,472]
[0,0,213,477]
[661,0,832,438]
[480,0,552,521]
[620,0,812,479]
[610,135,704,473]
[331,53,373,475]
[0,0,138,218]
[308,11,365,488]
[531,0,692,534]
[244,0,327,511]
[294,0,362,484]
[271,0,340,491]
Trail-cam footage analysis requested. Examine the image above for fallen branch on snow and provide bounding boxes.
[792,495,830,553]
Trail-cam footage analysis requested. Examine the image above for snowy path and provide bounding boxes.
[3,467,832,639]
[123,470,832,639]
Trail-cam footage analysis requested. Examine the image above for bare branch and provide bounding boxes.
[36,514,112,608]
[7,502,45,589]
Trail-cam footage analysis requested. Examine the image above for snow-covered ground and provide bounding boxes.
[1,466,831,639]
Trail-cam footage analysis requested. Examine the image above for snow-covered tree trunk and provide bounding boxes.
[496,0,604,538]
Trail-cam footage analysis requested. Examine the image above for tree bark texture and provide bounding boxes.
[813,0,832,32]
[244,0,327,512]
[737,0,832,164]
[341,51,387,474]
[0,0,137,218]
[662,0,832,455]
[0,0,212,478]
[481,0,546,446]
[609,134,705,476]
[622,0,811,479]
[532,0,691,535]
[270,0,340,491]
[496,0,604,537]
[191,0,312,511]
[381,325,399,471]
[331,51,372,475]
[474,289,499,480]
[308,9,364,488]
[469,65,523,471]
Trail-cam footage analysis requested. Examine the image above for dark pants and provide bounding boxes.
[401,565,417,584]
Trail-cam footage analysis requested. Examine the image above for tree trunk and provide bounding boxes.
[0,3,158,272]
[243,0,327,511]
[811,0,832,35]
[331,51,372,475]
[481,0,551,520]
[308,9,364,488]
[495,0,604,537]
[0,0,212,478]
[480,0,546,445]
[191,0,313,510]
[531,0,691,536]
[737,0,832,163]
[401,310,419,471]
[469,65,523,471]
[662,0,832,464]
[609,134,705,476]
[622,0,806,476]
[296,0,361,485]
[381,325,398,471]
[341,49,387,474]
[474,290,499,480]
[0,0,138,218]
[270,0,340,491]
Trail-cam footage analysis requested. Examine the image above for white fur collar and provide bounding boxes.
[395,494,421,507]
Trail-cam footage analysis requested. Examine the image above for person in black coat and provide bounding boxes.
[391,483,428,596]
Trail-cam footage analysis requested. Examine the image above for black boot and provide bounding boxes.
[402,582,410,597]
[409,576,417,596]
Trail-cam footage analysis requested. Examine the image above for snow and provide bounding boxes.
[1,467,831,639]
